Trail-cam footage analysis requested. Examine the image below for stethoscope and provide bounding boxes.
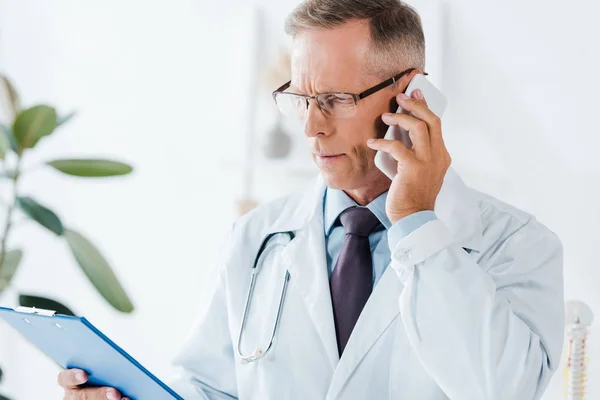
[236,231,296,364]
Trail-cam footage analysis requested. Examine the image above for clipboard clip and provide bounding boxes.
[14,306,56,316]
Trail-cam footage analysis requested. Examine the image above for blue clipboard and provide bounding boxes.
[0,306,183,400]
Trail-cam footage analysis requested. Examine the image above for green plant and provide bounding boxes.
[0,75,135,399]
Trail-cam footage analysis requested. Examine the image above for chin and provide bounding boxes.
[318,163,390,191]
[319,169,359,190]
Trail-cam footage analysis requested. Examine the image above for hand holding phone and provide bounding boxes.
[374,74,447,180]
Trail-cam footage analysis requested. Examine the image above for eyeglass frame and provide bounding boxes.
[271,67,428,117]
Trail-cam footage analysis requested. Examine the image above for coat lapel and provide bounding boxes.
[326,265,402,399]
[281,212,340,369]
[265,176,340,369]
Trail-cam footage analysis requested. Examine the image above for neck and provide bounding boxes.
[343,173,391,206]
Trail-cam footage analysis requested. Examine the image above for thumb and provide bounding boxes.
[71,386,123,400]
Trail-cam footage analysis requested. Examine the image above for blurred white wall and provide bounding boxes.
[0,1,271,398]
[0,0,598,399]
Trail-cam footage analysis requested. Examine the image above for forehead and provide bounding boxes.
[290,20,374,92]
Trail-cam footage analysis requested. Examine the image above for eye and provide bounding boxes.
[322,94,353,106]
[334,95,354,104]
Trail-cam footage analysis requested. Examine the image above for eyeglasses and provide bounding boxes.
[272,67,427,119]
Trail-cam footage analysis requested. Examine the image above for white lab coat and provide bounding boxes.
[169,167,564,400]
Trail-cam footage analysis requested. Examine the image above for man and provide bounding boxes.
[58,0,564,399]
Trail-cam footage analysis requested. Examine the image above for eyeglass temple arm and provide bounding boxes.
[272,69,428,100]
[359,69,428,99]
[272,81,292,98]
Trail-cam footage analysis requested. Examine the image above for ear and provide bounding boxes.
[392,69,424,96]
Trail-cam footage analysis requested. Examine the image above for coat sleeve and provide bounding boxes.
[390,217,564,400]
[167,226,239,400]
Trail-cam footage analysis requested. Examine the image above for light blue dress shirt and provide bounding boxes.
[323,187,437,287]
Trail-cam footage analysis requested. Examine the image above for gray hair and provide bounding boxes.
[284,0,426,79]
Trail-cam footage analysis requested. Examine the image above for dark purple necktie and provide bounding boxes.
[330,207,383,356]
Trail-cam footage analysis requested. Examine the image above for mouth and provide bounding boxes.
[314,153,345,166]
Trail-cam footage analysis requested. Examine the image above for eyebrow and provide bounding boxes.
[287,84,347,94]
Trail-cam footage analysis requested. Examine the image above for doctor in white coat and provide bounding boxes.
[58,0,564,399]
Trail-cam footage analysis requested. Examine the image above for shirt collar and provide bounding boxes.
[323,187,392,236]
[266,168,484,252]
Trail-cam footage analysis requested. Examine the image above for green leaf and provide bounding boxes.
[0,249,23,292]
[16,196,64,235]
[12,105,57,150]
[0,75,21,116]
[47,159,133,178]
[0,124,18,153]
[18,294,76,316]
[0,128,9,160]
[64,229,134,313]
[57,111,76,127]
[0,394,11,400]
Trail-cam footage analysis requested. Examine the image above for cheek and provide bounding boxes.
[357,142,378,166]
[346,137,376,175]
[337,118,374,145]
[332,118,378,167]
[357,101,391,140]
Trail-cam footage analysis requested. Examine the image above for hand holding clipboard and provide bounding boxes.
[57,368,129,400]
[0,306,183,400]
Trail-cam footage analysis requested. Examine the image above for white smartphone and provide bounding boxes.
[374,74,447,180]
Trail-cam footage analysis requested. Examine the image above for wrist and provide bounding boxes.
[389,208,432,224]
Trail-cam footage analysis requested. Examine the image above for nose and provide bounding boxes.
[303,98,331,138]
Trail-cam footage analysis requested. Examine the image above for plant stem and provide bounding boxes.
[0,155,23,273]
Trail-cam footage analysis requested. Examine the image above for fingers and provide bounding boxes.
[367,137,413,163]
[58,368,88,389]
[98,386,122,400]
[395,91,444,150]
[59,370,125,400]
[63,386,122,400]
[380,112,431,161]
[378,89,449,161]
